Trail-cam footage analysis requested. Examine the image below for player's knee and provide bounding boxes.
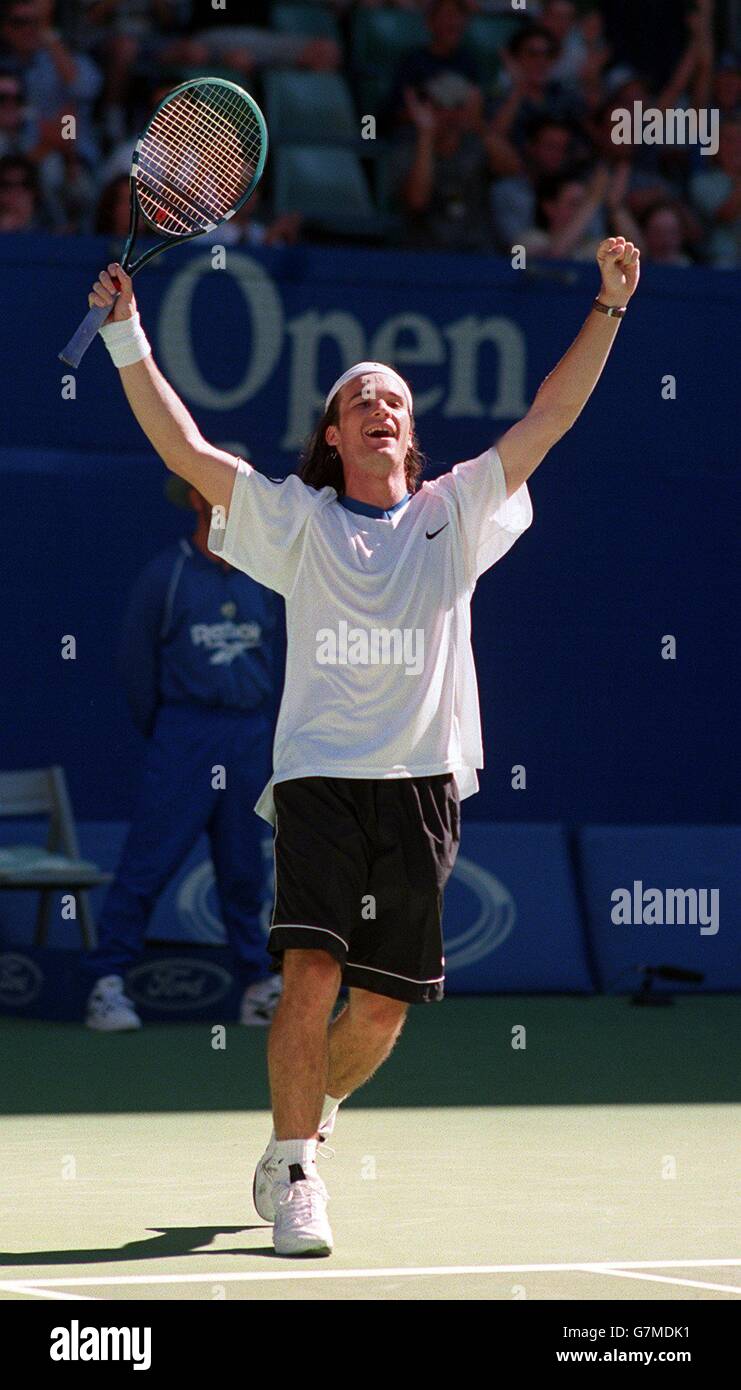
[351,989,408,1035]
[280,949,341,1013]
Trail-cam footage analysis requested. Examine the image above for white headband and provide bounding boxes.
[324,361,413,416]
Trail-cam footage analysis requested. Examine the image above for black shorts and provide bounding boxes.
[269,774,461,1004]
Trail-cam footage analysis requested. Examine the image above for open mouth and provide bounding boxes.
[364,424,396,441]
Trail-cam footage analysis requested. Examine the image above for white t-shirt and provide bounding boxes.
[208,447,532,824]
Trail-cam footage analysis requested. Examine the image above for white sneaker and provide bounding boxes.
[253,1105,338,1223]
[272,1166,333,1257]
[240,975,282,1026]
[85,974,142,1032]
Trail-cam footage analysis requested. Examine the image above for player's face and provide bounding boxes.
[330,374,412,475]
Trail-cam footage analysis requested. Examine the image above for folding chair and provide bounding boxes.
[0,766,112,948]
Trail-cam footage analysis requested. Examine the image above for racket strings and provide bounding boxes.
[137,82,263,236]
[147,88,259,210]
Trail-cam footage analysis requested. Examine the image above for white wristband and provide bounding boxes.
[98,311,152,368]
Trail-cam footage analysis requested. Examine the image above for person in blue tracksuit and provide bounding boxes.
[83,478,280,1030]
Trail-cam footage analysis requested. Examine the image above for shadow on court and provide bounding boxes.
[0,1226,275,1268]
[2,995,740,1115]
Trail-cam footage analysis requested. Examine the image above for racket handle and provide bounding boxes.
[58,295,120,368]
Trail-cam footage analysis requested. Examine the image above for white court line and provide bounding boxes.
[580,1266,741,1296]
[590,1259,741,1269]
[1,1258,739,1291]
[0,1282,96,1301]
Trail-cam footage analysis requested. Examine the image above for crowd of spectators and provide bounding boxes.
[0,0,738,267]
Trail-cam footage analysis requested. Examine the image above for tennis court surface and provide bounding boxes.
[2,997,739,1301]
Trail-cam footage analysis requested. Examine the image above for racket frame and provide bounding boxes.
[58,78,268,368]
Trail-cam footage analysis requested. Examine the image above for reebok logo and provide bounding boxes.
[50,1320,151,1370]
[190,619,262,664]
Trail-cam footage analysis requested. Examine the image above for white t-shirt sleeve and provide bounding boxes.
[208,460,332,597]
[437,446,533,583]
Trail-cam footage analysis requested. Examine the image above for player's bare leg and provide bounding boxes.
[256,961,407,1252]
[262,950,340,1254]
[327,989,408,1098]
[268,949,341,1139]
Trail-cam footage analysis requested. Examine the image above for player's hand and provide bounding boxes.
[88,263,136,323]
[596,236,640,305]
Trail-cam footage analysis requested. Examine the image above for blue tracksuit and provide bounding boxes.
[84,539,279,984]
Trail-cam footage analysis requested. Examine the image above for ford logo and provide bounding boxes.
[126,958,232,1011]
[0,952,43,1007]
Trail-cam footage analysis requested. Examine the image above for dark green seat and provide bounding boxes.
[273,145,399,237]
[351,9,428,113]
[352,7,428,67]
[264,70,358,145]
[270,3,341,42]
[463,14,526,90]
[274,144,374,217]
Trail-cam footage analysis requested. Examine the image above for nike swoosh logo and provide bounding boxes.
[425,523,449,540]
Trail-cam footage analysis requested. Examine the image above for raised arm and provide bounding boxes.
[497,237,640,497]
[400,89,437,214]
[89,262,239,512]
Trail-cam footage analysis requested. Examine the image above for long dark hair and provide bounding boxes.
[299,395,426,496]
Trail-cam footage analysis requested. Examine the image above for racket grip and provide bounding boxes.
[58,295,120,368]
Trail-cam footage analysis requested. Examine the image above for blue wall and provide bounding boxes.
[0,235,738,825]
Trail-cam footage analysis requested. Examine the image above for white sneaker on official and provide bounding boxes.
[85,974,141,1032]
[253,1105,338,1223]
[272,1166,333,1257]
[240,975,282,1026]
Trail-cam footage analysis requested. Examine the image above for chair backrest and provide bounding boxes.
[273,145,374,219]
[0,767,56,816]
[352,9,427,71]
[264,70,358,145]
[463,14,525,87]
[351,9,428,114]
[0,765,80,856]
[271,2,340,41]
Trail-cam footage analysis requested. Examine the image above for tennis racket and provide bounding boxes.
[59,77,268,368]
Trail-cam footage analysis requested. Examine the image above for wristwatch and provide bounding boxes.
[593,299,627,317]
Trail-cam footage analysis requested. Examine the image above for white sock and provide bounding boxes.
[273,1138,317,1171]
[320,1093,345,1126]
[269,1095,346,1147]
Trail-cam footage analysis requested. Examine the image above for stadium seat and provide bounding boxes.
[373,143,393,213]
[351,8,428,112]
[271,3,341,41]
[0,766,111,948]
[274,145,373,216]
[264,70,358,145]
[273,145,396,237]
[463,14,526,90]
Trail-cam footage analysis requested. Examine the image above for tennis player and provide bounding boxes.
[88,235,640,1256]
